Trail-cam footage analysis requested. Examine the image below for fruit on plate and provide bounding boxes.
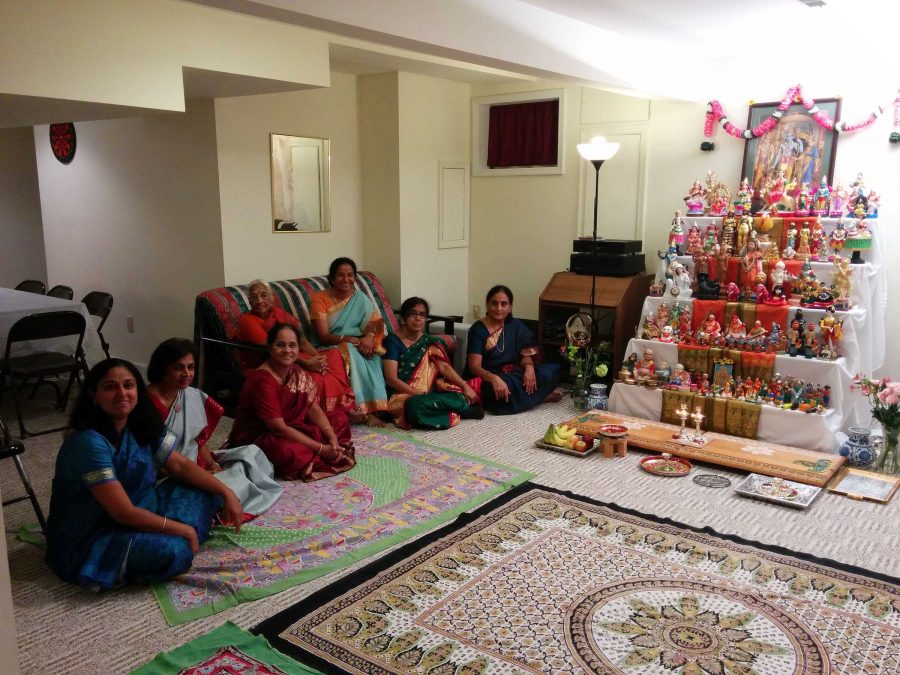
[542,423,580,448]
[573,438,590,452]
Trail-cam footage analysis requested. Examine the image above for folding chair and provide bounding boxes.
[0,311,87,437]
[0,415,47,531]
[47,285,75,300]
[81,291,113,359]
[14,280,45,295]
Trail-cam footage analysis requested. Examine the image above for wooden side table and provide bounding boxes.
[600,436,627,458]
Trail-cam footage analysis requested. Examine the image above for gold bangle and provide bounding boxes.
[161,516,168,534]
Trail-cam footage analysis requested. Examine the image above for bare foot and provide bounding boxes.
[366,413,387,428]
[348,410,367,424]
[543,387,565,404]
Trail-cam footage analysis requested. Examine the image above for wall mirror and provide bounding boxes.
[270,134,331,232]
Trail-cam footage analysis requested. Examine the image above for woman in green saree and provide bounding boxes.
[382,297,481,430]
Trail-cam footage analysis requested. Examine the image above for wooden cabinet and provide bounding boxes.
[538,272,652,375]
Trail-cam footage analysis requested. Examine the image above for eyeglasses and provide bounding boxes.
[406,311,427,318]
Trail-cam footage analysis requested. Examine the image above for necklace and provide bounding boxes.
[486,318,505,352]
[156,388,181,413]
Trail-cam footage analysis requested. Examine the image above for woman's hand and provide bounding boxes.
[299,353,328,373]
[461,383,478,403]
[357,334,376,358]
[523,364,537,395]
[319,444,345,463]
[169,520,200,554]
[220,493,243,533]
[489,374,510,402]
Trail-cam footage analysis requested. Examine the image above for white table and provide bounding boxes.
[0,288,105,367]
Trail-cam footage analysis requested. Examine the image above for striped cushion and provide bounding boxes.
[194,272,401,345]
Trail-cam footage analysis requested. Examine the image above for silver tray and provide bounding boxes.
[534,438,598,457]
[734,473,822,509]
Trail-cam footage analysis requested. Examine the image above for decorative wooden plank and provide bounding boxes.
[565,410,844,487]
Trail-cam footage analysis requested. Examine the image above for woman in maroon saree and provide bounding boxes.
[227,323,355,481]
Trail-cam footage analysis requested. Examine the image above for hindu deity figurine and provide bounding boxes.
[832,256,852,307]
[746,320,768,347]
[761,166,787,212]
[768,322,784,353]
[715,242,732,285]
[668,210,687,253]
[657,245,679,279]
[668,363,689,388]
[828,220,845,256]
[808,220,826,261]
[818,306,843,359]
[813,178,830,215]
[684,178,707,215]
[829,182,848,217]
[736,177,753,214]
[685,224,704,257]
[677,311,692,343]
[736,215,751,252]
[665,263,693,299]
[641,314,661,341]
[655,301,671,328]
[703,312,722,340]
[635,348,656,380]
[739,238,764,299]
[796,182,811,215]
[703,229,718,253]
[802,324,818,359]
[767,260,791,305]
[795,225,811,262]
[848,172,867,214]
[705,170,731,216]
[721,207,738,249]
[866,190,880,218]
[725,313,747,341]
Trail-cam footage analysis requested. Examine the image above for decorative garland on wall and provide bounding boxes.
[701,84,898,151]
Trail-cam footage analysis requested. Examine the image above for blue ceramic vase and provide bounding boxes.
[839,426,875,467]
[588,383,608,410]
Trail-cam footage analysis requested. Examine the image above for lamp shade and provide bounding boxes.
[577,136,620,161]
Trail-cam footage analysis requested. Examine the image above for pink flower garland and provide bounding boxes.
[703,84,889,143]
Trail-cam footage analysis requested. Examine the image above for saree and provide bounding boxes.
[45,429,219,590]
[310,289,388,414]
[237,308,355,414]
[152,388,283,519]
[228,365,355,481]
[466,317,559,415]
[384,333,469,430]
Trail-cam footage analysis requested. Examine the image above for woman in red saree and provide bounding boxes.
[227,323,355,481]
[237,279,356,416]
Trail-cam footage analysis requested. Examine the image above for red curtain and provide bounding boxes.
[487,100,558,168]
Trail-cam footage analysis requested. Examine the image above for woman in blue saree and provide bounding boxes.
[466,285,561,415]
[311,257,389,427]
[45,359,242,590]
[383,297,481,430]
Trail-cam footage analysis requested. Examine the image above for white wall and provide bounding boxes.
[34,99,225,366]
[0,127,46,288]
[397,72,470,317]
[215,72,364,284]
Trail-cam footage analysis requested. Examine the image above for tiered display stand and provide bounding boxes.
[609,215,886,453]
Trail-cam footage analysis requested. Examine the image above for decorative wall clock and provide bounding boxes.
[49,123,76,164]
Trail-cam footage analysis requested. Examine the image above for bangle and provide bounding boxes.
[317,442,323,455]
[338,335,345,343]
[161,516,168,534]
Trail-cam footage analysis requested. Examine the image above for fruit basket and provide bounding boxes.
[534,437,598,457]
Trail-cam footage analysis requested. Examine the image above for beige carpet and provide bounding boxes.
[3,394,899,674]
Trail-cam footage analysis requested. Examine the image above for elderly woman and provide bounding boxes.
[45,359,242,590]
[310,258,389,427]
[466,285,560,415]
[147,338,282,520]
[227,323,355,481]
[383,297,481,430]
[237,279,356,416]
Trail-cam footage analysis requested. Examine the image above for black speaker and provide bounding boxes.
[570,252,646,276]
[572,238,642,255]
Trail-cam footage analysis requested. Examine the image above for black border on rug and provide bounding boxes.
[254,480,899,672]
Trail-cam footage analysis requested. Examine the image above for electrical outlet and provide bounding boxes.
[126,316,135,333]
[472,304,480,319]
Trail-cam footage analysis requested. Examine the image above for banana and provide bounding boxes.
[554,424,577,440]
[543,424,560,444]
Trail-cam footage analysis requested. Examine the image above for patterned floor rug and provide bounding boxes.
[130,621,318,674]
[153,429,532,625]
[256,484,900,675]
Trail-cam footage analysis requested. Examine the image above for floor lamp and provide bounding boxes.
[575,137,620,336]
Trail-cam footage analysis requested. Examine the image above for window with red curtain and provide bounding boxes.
[487,99,559,168]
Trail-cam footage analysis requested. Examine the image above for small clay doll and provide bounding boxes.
[725,314,746,341]
[796,182,811,215]
[669,210,687,253]
[813,178,830,215]
[684,179,706,215]
[659,325,675,343]
[655,301,671,328]
[736,177,753,214]
[829,182,848,217]
[635,348,656,380]
[747,320,767,346]
[818,306,843,357]
[685,224,704,257]
[702,312,722,340]
[641,314,661,341]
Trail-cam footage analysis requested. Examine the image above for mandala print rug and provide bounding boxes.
[130,622,318,674]
[153,430,532,625]
[257,484,900,675]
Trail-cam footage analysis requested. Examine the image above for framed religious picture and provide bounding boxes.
[711,358,733,391]
[741,98,840,213]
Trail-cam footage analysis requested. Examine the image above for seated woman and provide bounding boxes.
[227,323,355,481]
[383,297,481,430]
[310,258,389,427]
[465,285,560,415]
[45,359,242,590]
[147,338,282,520]
[237,279,356,416]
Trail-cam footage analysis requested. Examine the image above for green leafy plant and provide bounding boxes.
[561,340,611,381]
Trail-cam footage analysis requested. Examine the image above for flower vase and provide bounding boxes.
[838,427,875,467]
[872,424,900,475]
[572,376,590,410]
